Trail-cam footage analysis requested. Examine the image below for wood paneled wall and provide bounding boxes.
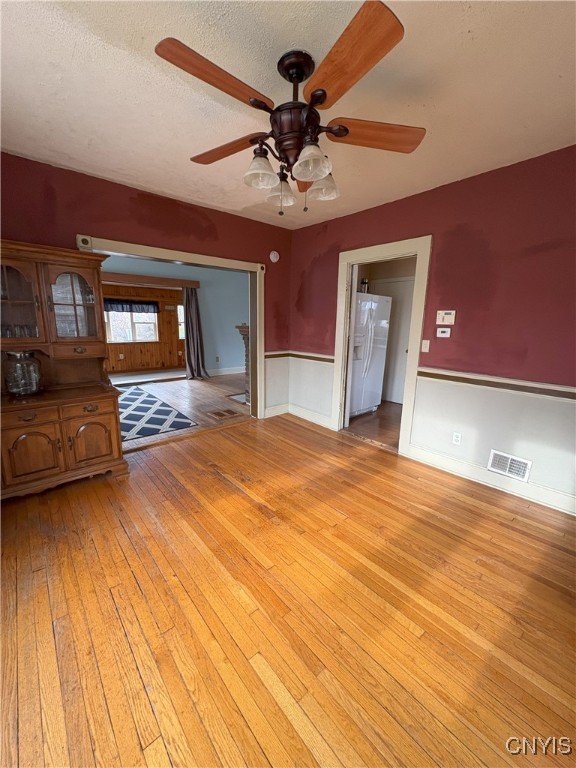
[102,284,186,372]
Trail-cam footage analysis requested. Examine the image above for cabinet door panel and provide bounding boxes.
[43,265,103,342]
[0,259,47,345]
[64,414,121,467]
[2,424,65,485]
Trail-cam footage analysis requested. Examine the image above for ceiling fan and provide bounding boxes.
[155,0,425,212]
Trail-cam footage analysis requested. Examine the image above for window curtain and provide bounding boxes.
[103,299,159,313]
[183,287,209,379]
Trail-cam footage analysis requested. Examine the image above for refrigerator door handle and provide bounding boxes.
[362,308,375,379]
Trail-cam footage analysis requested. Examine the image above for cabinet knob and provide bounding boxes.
[18,413,37,422]
[67,436,74,449]
[55,438,62,452]
[74,346,87,354]
[83,403,99,413]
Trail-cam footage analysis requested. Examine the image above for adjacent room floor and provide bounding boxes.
[2,414,574,768]
[344,400,402,452]
[112,372,251,450]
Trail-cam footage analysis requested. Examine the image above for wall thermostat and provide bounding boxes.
[269,250,280,263]
[436,310,456,325]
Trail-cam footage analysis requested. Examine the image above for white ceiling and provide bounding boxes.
[1,1,574,230]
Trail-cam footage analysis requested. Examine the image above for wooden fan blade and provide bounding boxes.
[156,38,274,110]
[304,1,404,110]
[327,118,425,153]
[191,133,269,165]
[296,180,313,193]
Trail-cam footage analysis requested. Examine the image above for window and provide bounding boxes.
[105,310,158,343]
[177,305,185,339]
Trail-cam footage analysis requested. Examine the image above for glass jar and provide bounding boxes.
[4,351,41,396]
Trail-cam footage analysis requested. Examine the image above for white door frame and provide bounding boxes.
[331,235,432,455]
[76,234,266,419]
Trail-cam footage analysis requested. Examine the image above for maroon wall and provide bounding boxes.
[2,148,575,385]
[290,146,576,386]
[0,153,292,351]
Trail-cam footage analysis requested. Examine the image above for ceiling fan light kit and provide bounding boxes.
[242,147,278,189]
[266,172,296,213]
[156,1,425,217]
[308,173,340,202]
[292,143,333,182]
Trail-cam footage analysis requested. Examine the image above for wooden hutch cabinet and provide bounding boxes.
[1,240,128,498]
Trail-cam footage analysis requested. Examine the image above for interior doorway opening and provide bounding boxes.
[76,234,265,420]
[344,257,417,452]
[331,236,432,457]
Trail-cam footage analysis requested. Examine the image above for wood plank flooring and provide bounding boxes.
[345,401,402,452]
[2,414,575,767]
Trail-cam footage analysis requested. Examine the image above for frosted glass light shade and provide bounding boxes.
[266,180,296,207]
[308,173,340,201]
[292,143,332,182]
[243,155,278,189]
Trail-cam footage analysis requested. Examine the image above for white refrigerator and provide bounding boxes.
[349,293,392,417]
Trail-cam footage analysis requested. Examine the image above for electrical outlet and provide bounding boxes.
[216,356,220,363]
[178,350,182,356]
[452,432,462,445]
[118,353,124,360]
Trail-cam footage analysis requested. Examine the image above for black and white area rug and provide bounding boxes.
[118,386,197,441]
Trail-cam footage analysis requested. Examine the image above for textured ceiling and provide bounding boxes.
[1,1,575,230]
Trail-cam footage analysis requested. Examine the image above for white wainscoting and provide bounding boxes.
[265,356,289,415]
[264,354,575,514]
[408,375,576,514]
[288,356,334,428]
[264,353,333,426]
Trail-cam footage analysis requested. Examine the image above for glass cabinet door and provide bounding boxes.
[46,266,103,341]
[0,260,46,343]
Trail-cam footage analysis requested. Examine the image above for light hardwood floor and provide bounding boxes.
[345,401,403,452]
[2,414,575,767]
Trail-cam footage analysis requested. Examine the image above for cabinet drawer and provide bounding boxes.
[61,398,115,420]
[51,342,106,358]
[2,406,60,429]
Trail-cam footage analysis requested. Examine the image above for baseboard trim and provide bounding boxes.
[206,366,244,376]
[288,404,334,429]
[265,404,289,418]
[406,444,575,515]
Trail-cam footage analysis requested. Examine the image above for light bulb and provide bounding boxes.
[243,154,278,189]
[308,173,340,201]
[292,143,332,182]
[266,179,296,207]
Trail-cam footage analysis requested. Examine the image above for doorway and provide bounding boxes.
[330,236,432,456]
[343,258,416,450]
[76,234,265,419]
